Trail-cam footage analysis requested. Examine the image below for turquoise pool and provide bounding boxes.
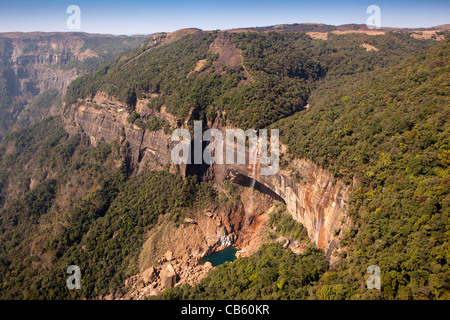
[201,246,238,266]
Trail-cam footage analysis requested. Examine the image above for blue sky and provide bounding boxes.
[0,0,449,35]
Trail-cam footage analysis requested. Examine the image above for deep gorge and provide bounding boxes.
[63,94,351,265]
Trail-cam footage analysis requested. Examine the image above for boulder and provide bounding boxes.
[160,264,178,289]
[205,211,213,217]
[163,274,177,289]
[142,266,156,284]
[164,251,174,261]
[184,217,196,224]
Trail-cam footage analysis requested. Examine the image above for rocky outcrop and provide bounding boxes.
[198,32,252,83]
[142,266,157,284]
[124,257,213,299]
[63,97,351,265]
[0,32,85,98]
[0,32,146,139]
[226,157,350,263]
[63,95,176,172]
[122,203,252,299]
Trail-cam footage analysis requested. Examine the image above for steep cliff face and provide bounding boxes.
[63,97,351,264]
[0,33,83,139]
[226,158,350,263]
[5,33,83,96]
[0,32,146,138]
[63,94,175,172]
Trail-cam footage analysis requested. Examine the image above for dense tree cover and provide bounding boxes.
[231,31,438,129]
[269,203,310,242]
[251,23,337,33]
[306,32,437,77]
[65,31,437,130]
[65,33,217,116]
[35,170,214,299]
[153,36,449,301]
[1,30,448,300]
[0,116,76,207]
[14,89,61,129]
[275,40,450,299]
[0,116,126,298]
[0,116,216,299]
[127,110,172,133]
[160,243,328,300]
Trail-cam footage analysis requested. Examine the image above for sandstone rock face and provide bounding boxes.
[224,157,350,263]
[2,33,84,97]
[250,158,350,262]
[0,33,82,138]
[0,32,146,139]
[63,99,176,172]
[63,99,351,265]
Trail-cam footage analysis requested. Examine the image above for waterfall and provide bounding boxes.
[245,138,259,234]
[315,217,322,246]
[249,139,259,189]
[315,180,332,246]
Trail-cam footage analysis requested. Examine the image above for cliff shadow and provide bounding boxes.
[184,140,212,182]
[228,170,286,204]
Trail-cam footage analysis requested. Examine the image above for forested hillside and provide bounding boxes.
[65,31,438,129]
[277,40,450,299]
[0,116,216,299]
[166,39,449,300]
[0,29,448,300]
[161,244,329,300]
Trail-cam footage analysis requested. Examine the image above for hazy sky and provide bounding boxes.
[0,0,449,35]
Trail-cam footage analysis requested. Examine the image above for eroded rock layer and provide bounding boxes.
[63,97,351,266]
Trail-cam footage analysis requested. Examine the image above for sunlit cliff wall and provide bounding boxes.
[63,100,351,262]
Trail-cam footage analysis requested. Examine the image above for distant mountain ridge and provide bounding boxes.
[0,32,148,140]
[223,22,450,33]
